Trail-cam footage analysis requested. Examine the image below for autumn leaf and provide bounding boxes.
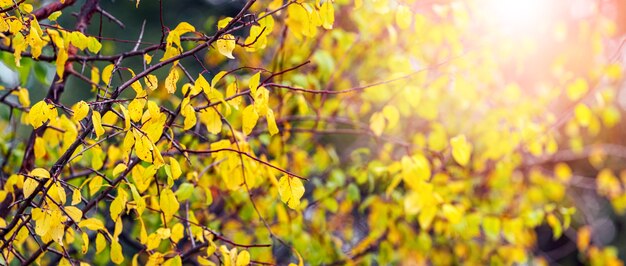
[278,175,305,209]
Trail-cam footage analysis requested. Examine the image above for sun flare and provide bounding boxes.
[482,0,550,35]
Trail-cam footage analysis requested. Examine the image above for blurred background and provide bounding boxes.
[4,0,626,264]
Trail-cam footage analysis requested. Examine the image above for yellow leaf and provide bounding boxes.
[546,213,562,239]
[249,72,260,95]
[128,98,146,122]
[34,137,46,159]
[110,190,127,220]
[31,168,50,179]
[278,175,305,209]
[145,74,158,91]
[442,204,462,224]
[119,105,131,131]
[566,78,588,101]
[127,69,144,95]
[56,49,69,78]
[134,129,153,163]
[242,105,259,135]
[554,163,572,182]
[23,178,38,198]
[170,158,182,180]
[144,54,152,64]
[217,34,236,59]
[49,11,62,21]
[72,188,82,205]
[577,226,591,251]
[211,71,228,89]
[159,188,179,220]
[111,241,124,264]
[194,74,211,96]
[199,108,222,134]
[87,36,102,53]
[79,218,105,231]
[395,5,412,29]
[483,216,501,240]
[146,233,161,250]
[266,109,279,136]
[71,101,90,122]
[236,250,250,266]
[89,175,103,196]
[320,0,335,30]
[29,101,56,128]
[574,103,592,127]
[64,206,83,222]
[171,223,185,243]
[401,155,431,189]
[450,135,472,167]
[156,227,171,239]
[102,64,115,86]
[163,255,182,266]
[16,88,30,107]
[226,81,241,107]
[92,111,105,138]
[49,182,66,204]
[369,112,385,136]
[218,17,233,30]
[182,104,197,130]
[96,233,106,254]
[81,232,89,254]
[172,22,196,35]
[165,68,179,94]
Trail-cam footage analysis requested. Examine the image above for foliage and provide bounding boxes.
[0,0,625,265]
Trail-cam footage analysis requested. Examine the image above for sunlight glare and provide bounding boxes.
[483,0,549,35]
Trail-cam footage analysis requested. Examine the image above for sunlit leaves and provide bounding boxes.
[0,1,622,265]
